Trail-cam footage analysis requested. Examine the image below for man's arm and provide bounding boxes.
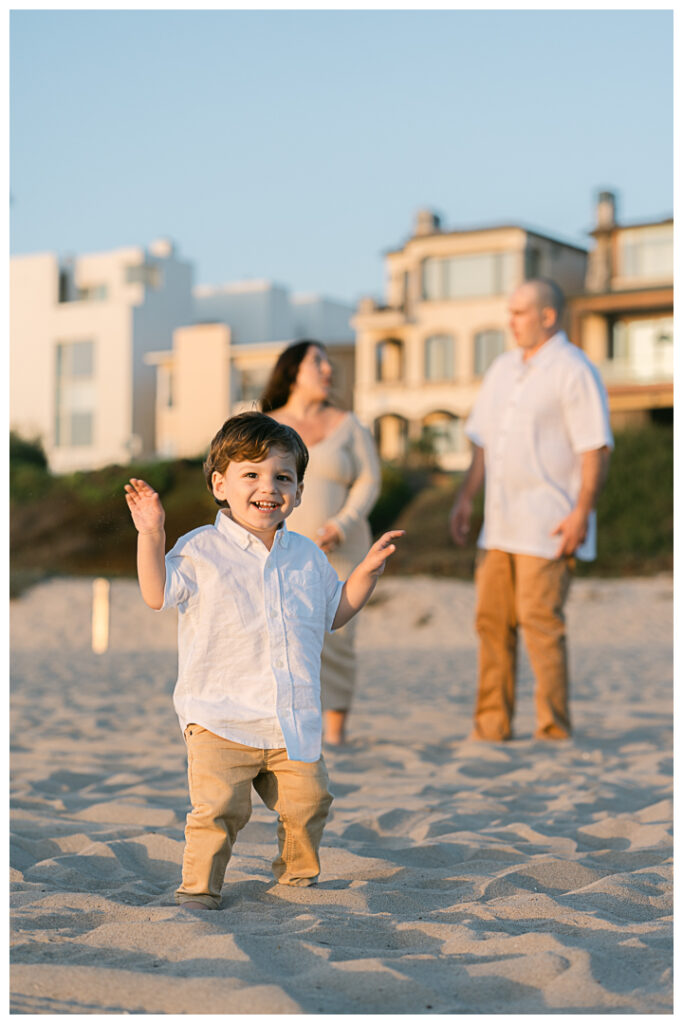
[449,444,485,546]
[124,478,167,609]
[551,446,611,556]
[332,530,405,629]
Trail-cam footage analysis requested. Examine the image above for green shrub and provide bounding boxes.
[65,461,175,505]
[369,463,429,536]
[581,422,673,575]
[10,433,52,503]
[9,432,48,469]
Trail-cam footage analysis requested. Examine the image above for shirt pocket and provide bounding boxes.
[283,569,325,622]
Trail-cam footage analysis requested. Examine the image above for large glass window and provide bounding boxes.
[422,252,516,300]
[608,318,673,380]
[424,334,455,381]
[55,341,96,447]
[619,227,673,281]
[474,329,505,376]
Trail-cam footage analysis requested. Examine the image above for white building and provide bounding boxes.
[193,279,354,345]
[147,280,356,461]
[10,239,194,473]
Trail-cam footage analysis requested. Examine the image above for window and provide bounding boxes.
[374,414,408,461]
[58,270,71,303]
[125,263,162,289]
[608,318,673,380]
[58,267,107,303]
[158,365,175,409]
[421,252,516,300]
[422,412,467,456]
[55,341,96,447]
[474,329,505,376]
[375,339,404,382]
[76,284,108,302]
[619,227,673,281]
[525,247,542,279]
[237,367,270,403]
[424,334,454,381]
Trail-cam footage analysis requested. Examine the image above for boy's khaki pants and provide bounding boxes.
[175,725,333,909]
[472,549,574,742]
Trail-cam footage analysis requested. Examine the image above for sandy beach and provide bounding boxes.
[10,573,672,1014]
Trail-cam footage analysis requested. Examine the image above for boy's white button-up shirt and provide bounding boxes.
[466,332,613,562]
[160,510,344,762]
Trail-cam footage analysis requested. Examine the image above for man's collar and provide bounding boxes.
[214,509,290,550]
[517,330,567,366]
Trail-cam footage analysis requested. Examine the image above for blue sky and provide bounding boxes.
[10,9,673,304]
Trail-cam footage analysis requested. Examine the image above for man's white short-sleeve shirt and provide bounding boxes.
[466,332,613,561]
[160,510,344,762]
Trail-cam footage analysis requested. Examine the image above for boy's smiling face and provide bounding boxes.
[211,446,302,547]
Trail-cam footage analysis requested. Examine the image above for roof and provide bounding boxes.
[385,222,588,256]
[589,215,673,237]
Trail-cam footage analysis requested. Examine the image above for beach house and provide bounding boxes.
[10,239,194,473]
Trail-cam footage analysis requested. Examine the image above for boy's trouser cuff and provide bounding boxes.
[175,892,220,909]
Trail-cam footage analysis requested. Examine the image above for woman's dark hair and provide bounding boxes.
[260,339,327,413]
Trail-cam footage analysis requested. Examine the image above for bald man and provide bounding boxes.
[450,278,613,742]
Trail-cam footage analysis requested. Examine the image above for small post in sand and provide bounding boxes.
[92,578,110,654]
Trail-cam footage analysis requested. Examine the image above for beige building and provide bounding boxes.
[352,210,587,467]
[148,326,355,460]
[10,239,194,472]
[567,192,673,429]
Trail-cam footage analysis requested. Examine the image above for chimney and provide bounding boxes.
[586,189,618,293]
[596,190,617,231]
[414,209,442,237]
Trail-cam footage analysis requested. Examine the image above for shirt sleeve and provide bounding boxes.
[465,361,499,448]
[562,359,614,454]
[329,415,381,542]
[160,538,198,611]
[319,552,344,632]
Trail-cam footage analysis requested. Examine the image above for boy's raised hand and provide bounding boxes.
[362,530,405,577]
[124,478,165,535]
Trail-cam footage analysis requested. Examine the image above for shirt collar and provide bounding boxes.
[214,509,290,550]
[515,330,567,367]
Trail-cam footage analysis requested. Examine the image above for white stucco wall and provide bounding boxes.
[10,242,194,472]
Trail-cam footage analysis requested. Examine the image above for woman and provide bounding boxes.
[261,340,381,746]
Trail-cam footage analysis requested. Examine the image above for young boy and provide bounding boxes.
[125,411,403,910]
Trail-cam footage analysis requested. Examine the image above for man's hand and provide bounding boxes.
[125,478,166,535]
[449,497,472,546]
[316,522,343,554]
[551,506,589,557]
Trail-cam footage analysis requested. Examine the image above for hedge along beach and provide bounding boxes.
[10,572,672,1014]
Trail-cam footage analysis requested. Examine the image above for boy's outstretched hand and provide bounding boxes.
[332,530,405,630]
[362,530,405,577]
[124,478,165,535]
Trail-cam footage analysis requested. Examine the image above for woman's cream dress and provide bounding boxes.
[286,413,381,711]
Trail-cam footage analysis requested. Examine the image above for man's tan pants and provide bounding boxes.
[473,549,574,741]
[175,725,333,909]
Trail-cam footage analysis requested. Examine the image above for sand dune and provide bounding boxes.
[10,575,672,1013]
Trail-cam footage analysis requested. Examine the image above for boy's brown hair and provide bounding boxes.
[203,411,309,507]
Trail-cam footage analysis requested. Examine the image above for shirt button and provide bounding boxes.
[270,609,277,618]
[275,658,284,668]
